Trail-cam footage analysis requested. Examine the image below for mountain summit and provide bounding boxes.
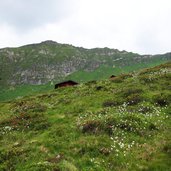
[0,41,170,87]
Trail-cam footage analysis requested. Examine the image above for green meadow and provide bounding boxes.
[0,62,171,170]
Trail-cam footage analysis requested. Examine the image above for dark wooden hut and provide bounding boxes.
[55,80,78,89]
[110,75,116,79]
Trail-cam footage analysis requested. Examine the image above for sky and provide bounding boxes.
[0,0,171,54]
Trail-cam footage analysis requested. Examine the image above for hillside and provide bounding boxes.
[0,62,171,170]
[0,40,171,88]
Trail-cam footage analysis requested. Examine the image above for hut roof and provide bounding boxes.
[110,75,116,78]
[55,80,78,89]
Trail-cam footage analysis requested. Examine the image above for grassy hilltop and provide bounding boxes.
[0,62,171,170]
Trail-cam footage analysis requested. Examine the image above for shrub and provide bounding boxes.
[0,113,49,132]
[165,105,171,115]
[138,106,153,114]
[139,75,157,83]
[104,117,118,135]
[0,148,27,171]
[153,93,171,107]
[59,160,78,171]
[116,115,156,135]
[47,153,64,163]
[85,80,97,86]
[118,115,143,133]
[99,147,110,155]
[148,123,158,130]
[139,67,159,75]
[163,144,171,157]
[82,120,101,134]
[81,118,117,135]
[122,88,143,97]
[95,86,107,91]
[102,100,122,107]
[126,93,143,105]
[12,101,47,113]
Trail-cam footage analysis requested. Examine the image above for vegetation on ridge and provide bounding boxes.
[0,41,170,89]
[0,41,171,101]
[0,62,171,170]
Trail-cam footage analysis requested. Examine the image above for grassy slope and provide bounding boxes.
[67,58,165,82]
[0,58,168,102]
[0,62,171,170]
[0,84,53,102]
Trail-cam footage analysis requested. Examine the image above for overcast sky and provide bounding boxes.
[0,0,171,54]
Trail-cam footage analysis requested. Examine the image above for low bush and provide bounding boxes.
[12,101,47,113]
[95,85,107,91]
[102,100,122,107]
[85,80,97,86]
[79,113,158,137]
[153,93,171,107]
[122,88,143,98]
[138,106,153,114]
[163,144,171,157]
[0,148,28,171]
[0,112,49,132]
[125,93,143,105]
[139,75,158,83]
[99,147,110,156]
[47,153,64,163]
[82,120,102,134]
[165,105,171,115]
[81,118,116,135]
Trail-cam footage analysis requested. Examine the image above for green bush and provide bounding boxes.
[0,148,28,171]
[0,113,49,132]
[165,105,171,115]
[102,100,122,107]
[138,106,153,114]
[122,88,143,98]
[95,85,107,91]
[85,80,97,86]
[81,118,117,135]
[12,100,47,113]
[126,93,143,105]
[153,93,171,106]
[163,144,171,157]
[139,75,158,83]
[82,120,102,134]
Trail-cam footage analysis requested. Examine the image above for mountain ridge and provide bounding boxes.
[0,40,170,87]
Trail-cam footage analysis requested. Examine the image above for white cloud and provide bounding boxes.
[0,0,171,54]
